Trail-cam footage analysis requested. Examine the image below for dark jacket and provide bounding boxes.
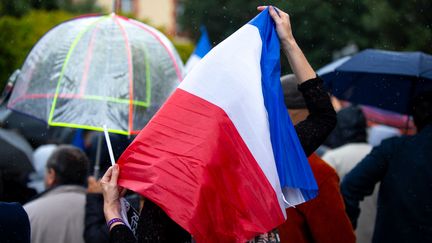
[85,194,109,243]
[109,77,337,243]
[341,124,432,243]
[0,202,31,243]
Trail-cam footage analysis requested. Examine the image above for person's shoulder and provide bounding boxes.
[23,196,44,216]
[1,202,27,216]
[309,154,339,183]
[377,135,406,149]
[322,143,371,162]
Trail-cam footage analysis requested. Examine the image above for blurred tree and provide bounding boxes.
[179,0,431,73]
[173,41,195,63]
[0,0,103,90]
[0,10,73,89]
[361,0,432,54]
[0,0,101,16]
[0,0,31,17]
[29,0,61,11]
[180,0,368,73]
[62,0,102,14]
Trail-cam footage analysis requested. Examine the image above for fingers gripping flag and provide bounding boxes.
[118,8,318,243]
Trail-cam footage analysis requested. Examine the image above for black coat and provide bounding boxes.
[341,124,432,243]
[0,202,31,243]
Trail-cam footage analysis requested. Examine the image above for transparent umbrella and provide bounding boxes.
[7,13,184,136]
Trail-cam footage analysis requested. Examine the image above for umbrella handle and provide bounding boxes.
[103,125,116,166]
[93,133,103,178]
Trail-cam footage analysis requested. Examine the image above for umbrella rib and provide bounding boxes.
[49,121,129,135]
[47,16,108,125]
[113,16,134,135]
[128,19,183,82]
[79,16,111,96]
[143,35,152,108]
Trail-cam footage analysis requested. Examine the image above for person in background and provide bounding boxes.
[322,106,372,179]
[101,5,339,242]
[367,124,400,147]
[24,145,89,243]
[0,169,36,204]
[28,144,57,193]
[84,176,110,243]
[276,74,355,243]
[0,202,31,243]
[322,106,375,243]
[323,105,369,150]
[341,91,432,243]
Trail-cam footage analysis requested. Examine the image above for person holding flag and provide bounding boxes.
[101,5,336,243]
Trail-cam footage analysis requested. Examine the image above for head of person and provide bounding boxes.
[330,105,368,146]
[411,90,432,132]
[45,145,89,189]
[281,74,308,125]
[29,144,57,193]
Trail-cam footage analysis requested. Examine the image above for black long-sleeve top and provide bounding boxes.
[109,76,336,243]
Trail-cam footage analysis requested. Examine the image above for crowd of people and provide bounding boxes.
[1,5,432,243]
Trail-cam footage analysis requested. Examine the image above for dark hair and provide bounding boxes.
[46,145,89,186]
[324,106,367,148]
[412,90,432,131]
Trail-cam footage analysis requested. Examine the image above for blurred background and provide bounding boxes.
[1,0,431,91]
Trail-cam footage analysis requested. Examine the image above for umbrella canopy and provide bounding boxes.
[0,128,34,174]
[0,105,75,148]
[317,49,432,114]
[7,14,183,135]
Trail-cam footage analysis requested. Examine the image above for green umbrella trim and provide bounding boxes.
[81,95,150,106]
[50,121,129,135]
[47,15,155,135]
[48,15,110,125]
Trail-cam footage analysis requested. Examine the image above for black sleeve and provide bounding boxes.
[84,193,109,243]
[295,76,337,156]
[108,200,191,243]
[137,200,191,242]
[109,224,136,243]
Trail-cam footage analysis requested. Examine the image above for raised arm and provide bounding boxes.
[258,6,315,83]
[341,140,392,228]
[259,6,336,155]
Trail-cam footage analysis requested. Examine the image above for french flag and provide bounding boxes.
[184,26,212,73]
[118,8,317,242]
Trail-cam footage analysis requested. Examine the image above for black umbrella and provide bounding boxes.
[0,105,75,148]
[0,128,34,174]
[318,49,432,115]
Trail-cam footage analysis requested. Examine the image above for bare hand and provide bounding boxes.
[257,6,295,45]
[100,165,126,222]
[87,176,102,194]
[258,5,315,82]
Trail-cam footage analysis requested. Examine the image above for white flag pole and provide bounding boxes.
[103,125,116,166]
